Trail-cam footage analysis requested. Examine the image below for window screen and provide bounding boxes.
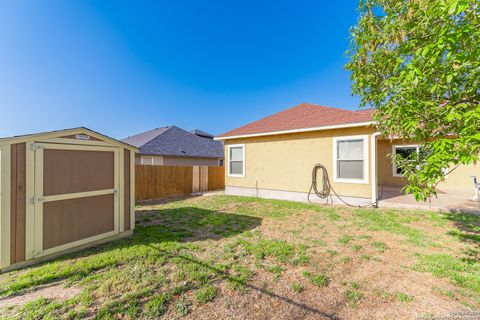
[336,139,364,180]
[229,146,244,175]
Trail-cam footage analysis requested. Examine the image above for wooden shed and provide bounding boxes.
[0,127,137,272]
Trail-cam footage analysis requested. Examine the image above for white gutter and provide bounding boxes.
[215,121,376,140]
[371,132,382,207]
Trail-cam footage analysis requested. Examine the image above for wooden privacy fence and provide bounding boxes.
[135,165,225,201]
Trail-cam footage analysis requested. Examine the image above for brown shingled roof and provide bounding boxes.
[217,103,375,138]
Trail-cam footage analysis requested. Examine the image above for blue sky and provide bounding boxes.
[0,1,361,138]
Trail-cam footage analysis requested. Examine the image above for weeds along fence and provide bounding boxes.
[135,165,225,201]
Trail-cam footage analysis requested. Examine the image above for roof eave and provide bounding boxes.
[214,121,376,141]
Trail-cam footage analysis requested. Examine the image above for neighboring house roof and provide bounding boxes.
[122,126,224,158]
[217,103,375,139]
[122,127,171,148]
[190,129,214,139]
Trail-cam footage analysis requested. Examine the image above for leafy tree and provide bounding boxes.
[346,0,480,201]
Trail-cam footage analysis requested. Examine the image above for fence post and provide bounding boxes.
[200,166,208,192]
[192,166,199,193]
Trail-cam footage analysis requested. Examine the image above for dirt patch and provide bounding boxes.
[0,283,81,309]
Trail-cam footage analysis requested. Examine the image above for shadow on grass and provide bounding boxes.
[136,206,262,241]
[0,206,337,318]
[444,212,480,238]
[443,212,480,256]
[0,207,261,296]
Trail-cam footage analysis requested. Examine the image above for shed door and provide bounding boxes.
[33,143,120,257]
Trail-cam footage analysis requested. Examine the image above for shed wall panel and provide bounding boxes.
[43,194,115,249]
[123,149,131,231]
[10,143,26,264]
[43,149,114,196]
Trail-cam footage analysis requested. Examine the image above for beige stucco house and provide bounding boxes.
[215,103,479,207]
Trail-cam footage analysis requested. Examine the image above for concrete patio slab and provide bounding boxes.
[378,185,480,214]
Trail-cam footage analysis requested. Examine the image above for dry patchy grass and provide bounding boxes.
[0,195,479,319]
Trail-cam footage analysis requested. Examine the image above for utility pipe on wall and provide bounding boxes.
[370,132,382,207]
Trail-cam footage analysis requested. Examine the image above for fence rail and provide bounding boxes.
[135,165,225,201]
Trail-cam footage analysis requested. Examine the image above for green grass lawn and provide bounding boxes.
[1,195,479,319]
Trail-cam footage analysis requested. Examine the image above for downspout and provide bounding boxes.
[370,132,382,207]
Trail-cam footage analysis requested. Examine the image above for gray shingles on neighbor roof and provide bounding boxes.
[122,126,171,148]
[122,126,224,158]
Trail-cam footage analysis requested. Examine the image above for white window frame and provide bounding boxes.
[140,156,154,166]
[392,144,419,177]
[333,135,369,184]
[227,144,245,177]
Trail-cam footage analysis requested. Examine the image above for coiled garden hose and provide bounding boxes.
[307,163,380,208]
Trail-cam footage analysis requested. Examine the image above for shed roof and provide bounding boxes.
[122,126,223,158]
[0,127,138,151]
[217,103,375,139]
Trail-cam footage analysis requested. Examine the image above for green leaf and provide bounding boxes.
[456,3,468,14]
